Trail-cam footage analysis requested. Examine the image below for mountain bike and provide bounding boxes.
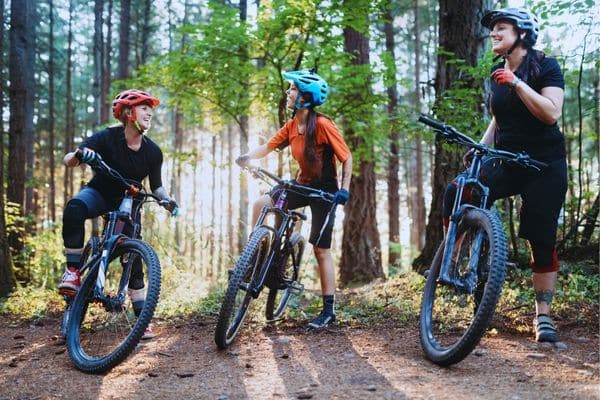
[214,166,335,349]
[417,115,547,366]
[65,150,178,374]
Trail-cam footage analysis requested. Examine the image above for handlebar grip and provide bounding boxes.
[74,148,83,160]
[418,115,446,131]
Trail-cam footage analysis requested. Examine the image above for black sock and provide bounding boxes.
[323,295,335,316]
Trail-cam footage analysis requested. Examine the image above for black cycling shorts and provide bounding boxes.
[269,180,338,249]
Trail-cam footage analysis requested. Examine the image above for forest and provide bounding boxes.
[0,0,597,310]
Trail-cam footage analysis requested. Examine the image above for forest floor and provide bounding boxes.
[0,302,598,400]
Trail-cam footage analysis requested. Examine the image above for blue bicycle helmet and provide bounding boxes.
[283,70,329,110]
[481,7,539,47]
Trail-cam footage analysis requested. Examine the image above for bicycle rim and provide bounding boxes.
[215,227,271,349]
[419,208,507,366]
[266,234,304,321]
[67,239,161,373]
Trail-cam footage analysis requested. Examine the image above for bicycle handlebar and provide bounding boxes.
[243,166,336,203]
[417,115,548,171]
[75,149,179,214]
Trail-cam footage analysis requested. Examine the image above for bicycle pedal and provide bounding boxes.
[289,281,304,295]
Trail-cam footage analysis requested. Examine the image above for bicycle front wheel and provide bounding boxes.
[215,227,271,349]
[419,208,507,366]
[67,239,161,374]
[265,233,305,321]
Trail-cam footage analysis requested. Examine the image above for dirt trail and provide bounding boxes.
[0,315,598,400]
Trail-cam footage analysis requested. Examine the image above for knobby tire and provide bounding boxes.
[419,208,507,366]
[265,233,305,321]
[66,239,161,374]
[215,227,271,349]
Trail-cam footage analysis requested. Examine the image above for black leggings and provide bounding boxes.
[443,157,567,269]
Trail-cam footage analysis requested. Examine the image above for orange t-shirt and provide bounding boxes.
[267,116,351,185]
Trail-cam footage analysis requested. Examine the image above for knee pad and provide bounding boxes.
[62,199,88,249]
[530,243,559,273]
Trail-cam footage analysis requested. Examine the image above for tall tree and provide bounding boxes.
[339,0,384,285]
[93,0,103,128]
[413,0,491,272]
[8,0,36,272]
[383,5,401,269]
[63,0,75,205]
[47,0,56,222]
[0,0,15,296]
[409,0,426,256]
[24,3,37,220]
[237,0,250,253]
[101,0,113,123]
[118,0,131,80]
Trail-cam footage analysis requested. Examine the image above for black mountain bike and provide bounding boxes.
[64,150,178,373]
[417,115,547,366]
[215,167,335,349]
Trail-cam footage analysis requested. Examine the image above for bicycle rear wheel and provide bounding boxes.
[67,239,161,374]
[419,208,507,366]
[60,236,100,339]
[215,227,271,349]
[265,233,305,321]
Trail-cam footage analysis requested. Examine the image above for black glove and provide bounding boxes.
[236,155,250,167]
[333,189,350,205]
[160,198,179,214]
[79,147,99,164]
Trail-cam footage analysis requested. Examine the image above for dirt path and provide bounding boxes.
[0,315,598,400]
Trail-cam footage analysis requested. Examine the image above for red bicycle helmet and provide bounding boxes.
[112,89,160,122]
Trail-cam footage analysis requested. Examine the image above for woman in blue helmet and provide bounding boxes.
[443,8,567,342]
[237,70,353,329]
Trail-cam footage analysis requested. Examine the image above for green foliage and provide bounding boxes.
[0,286,63,320]
[22,226,64,288]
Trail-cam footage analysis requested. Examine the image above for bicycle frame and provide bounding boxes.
[439,151,489,292]
[245,190,305,298]
[418,115,547,294]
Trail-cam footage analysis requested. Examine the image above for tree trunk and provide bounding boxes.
[101,0,113,124]
[8,0,35,274]
[48,0,56,223]
[383,8,401,269]
[339,3,384,286]
[64,0,75,205]
[411,0,426,254]
[118,0,131,80]
[237,0,249,252]
[412,0,491,273]
[93,0,103,128]
[579,193,598,247]
[0,0,15,296]
[24,3,36,223]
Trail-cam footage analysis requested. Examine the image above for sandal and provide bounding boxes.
[534,314,559,342]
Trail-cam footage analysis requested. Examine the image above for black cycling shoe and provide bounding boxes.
[307,312,336,330]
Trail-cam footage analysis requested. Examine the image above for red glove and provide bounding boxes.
[491,68,520,87]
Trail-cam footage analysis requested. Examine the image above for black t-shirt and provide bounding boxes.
[79,126,164,203]
[489,55,566,162]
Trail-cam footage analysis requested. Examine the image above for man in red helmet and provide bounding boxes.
[59,89,177,339]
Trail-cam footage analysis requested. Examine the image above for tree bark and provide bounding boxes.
[101,0,113,124]
[48,0,56,223]
[118,0,131,80]
[93,0,103,128]
[383,7,401,269]
[0,0,15,296]
[8,0,36,274]
[412,0,491,273]
[339,2,384,286]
